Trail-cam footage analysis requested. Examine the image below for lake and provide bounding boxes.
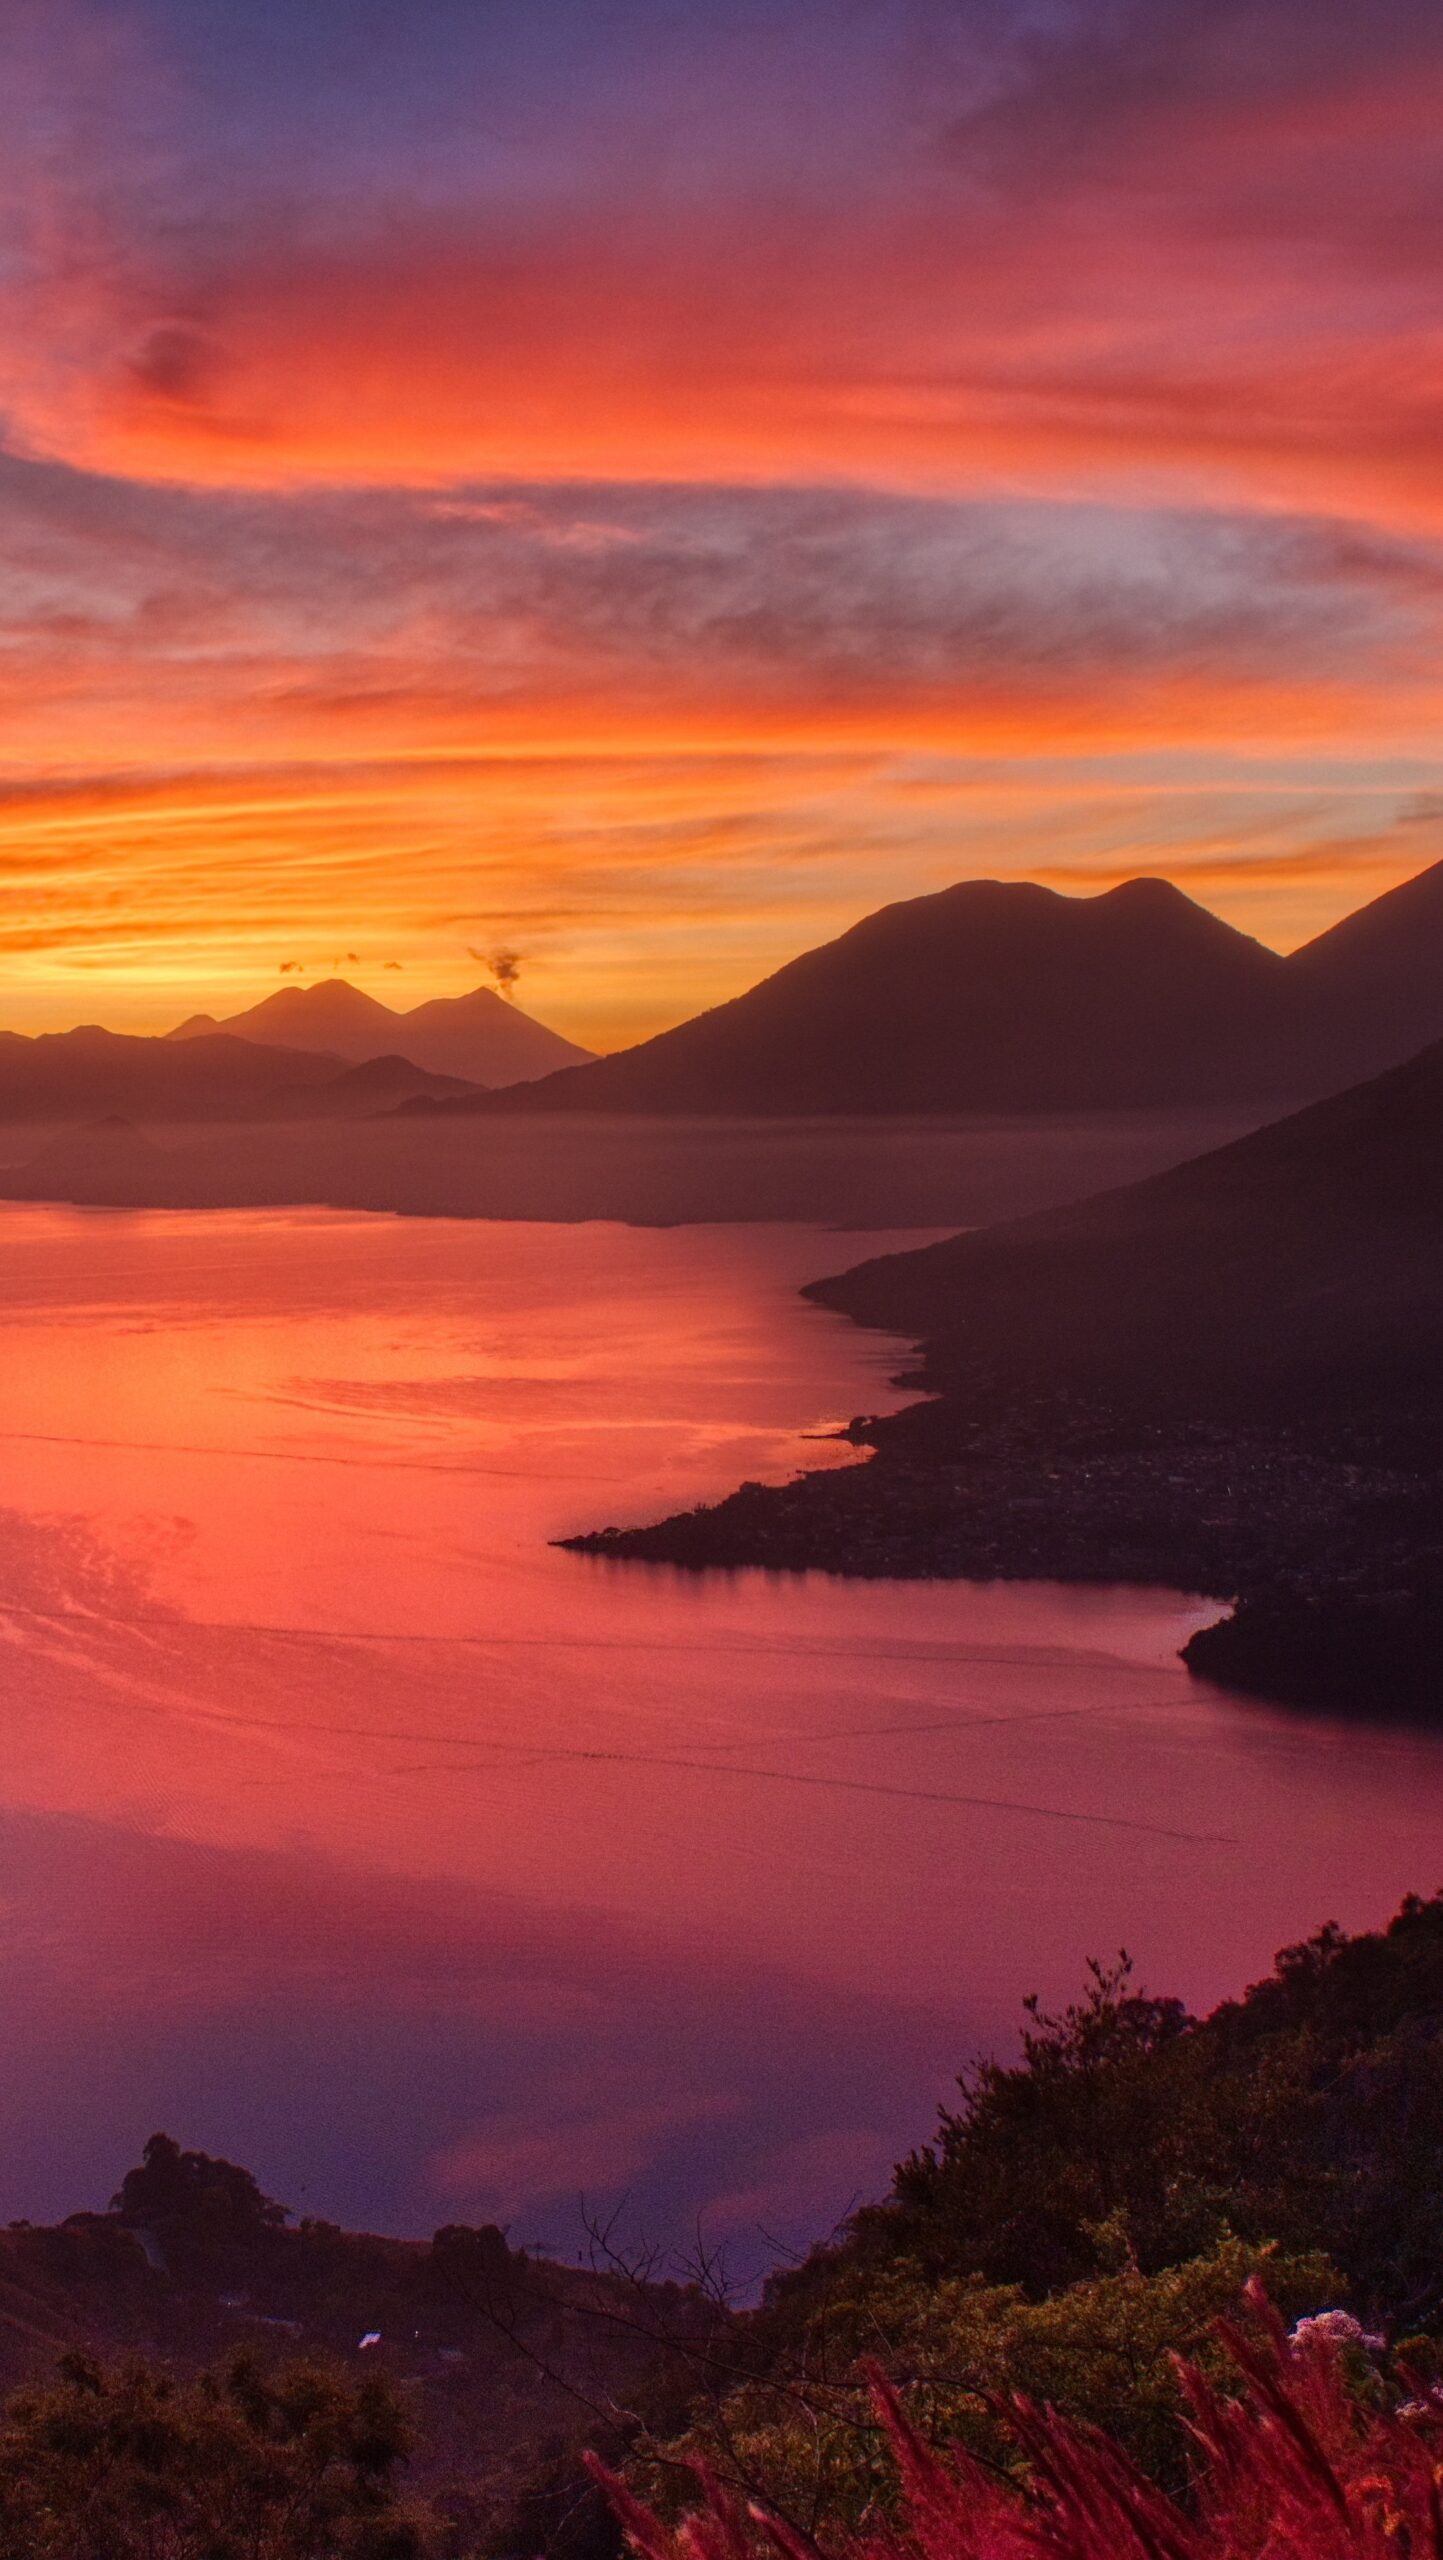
[1,1201,1440,2280]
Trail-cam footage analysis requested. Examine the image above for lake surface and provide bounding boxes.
[2,1202,1441,2279]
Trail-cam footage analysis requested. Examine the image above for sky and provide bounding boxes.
[2,0,1442,1045]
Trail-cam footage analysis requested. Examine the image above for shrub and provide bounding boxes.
[0,2350,429,2559]
[597,2286,1443,2560]
[635,2240,1335,2527]
[785,1899,1443,2318]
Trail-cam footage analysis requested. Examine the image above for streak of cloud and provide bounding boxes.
[0,0,1441,1027]
[2,0,1441,528]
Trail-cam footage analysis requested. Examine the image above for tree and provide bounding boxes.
[114,2133,288,2237]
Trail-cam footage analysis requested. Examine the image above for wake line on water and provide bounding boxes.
[0,1595,1178,1677]
[0,1423,609,1480]
[383,1745,1234,1846]
[0,1600,1230,1847]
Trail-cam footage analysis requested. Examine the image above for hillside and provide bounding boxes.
[614,1891,1443,2541]
[1288,853,1443,1077]
[0,1027,350,1121]
[13,1908,1443,2552]
[807,1030,1443,1420]
[566,1039,1443,1707]
[0,2135,717,2551]
[494,878,1298,1114]
[173,980,592,1086]
[263,1053,480,1117]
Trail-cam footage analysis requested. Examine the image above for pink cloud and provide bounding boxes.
[430,2083,742,2221]
[2,1,1442,526]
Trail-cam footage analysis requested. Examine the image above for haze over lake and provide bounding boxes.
[3,1201,1440,2277]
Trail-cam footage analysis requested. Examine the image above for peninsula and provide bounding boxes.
[564,1036,1443,1715]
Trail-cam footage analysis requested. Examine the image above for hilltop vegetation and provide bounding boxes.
[0,2352,425,2560]
[0,2136,716,2555]
[619,1893,1443,2534]
[9,1898,1443,2550]
[602,2312,1443,2560]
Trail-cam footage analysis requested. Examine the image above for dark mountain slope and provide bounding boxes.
[568,1040,1443,1709]
[810,1031,1443,1423]
[173,979,591,1086]
[497,877,1298,1115]
[1288,852,1443,1079]
[472,854,1443,1119]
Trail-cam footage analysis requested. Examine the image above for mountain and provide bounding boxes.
[399,986,593,1081]
[171,980,592,1086]
[567,1037,1443,1713]
[1287,852,1443,1078]
[171,980,393,1057]
[809,1031,1443,1418]
[262,1053,479,1118]
[0,1026,353,1121]
[471,855,1443,1118]
[492,877,1312,1116]
[804,1039,1443,1708]
[0,1025,475,1125]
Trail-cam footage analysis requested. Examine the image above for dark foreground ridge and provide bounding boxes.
[564,1038,1443,1716]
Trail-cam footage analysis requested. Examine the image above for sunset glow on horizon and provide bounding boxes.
[4,0,1443,1045]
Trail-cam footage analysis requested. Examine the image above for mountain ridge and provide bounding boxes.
[0,1025,476,1124]
[806,1028,1443,1414]
[172,979,592,1087]
[12,855,1443,1130]
[479,860,1443,1117]
[562,1030,1443,1710]
[0,1026,347,1122]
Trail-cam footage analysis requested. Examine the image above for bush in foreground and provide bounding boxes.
[598,2287,1443,2560]
[638,2237,1336,2522]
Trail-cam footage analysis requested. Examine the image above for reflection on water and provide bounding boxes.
[0,1203,1440,2273]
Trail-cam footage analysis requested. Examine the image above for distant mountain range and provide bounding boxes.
[0,1026,475,1124]
[478,858,1443,1117]
[170,979,592,1086]
[6,857,1443,1132]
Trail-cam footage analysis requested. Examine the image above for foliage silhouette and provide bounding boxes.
[0,2349,428,2559]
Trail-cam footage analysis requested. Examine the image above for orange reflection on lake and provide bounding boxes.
[0,1203,1440,2267]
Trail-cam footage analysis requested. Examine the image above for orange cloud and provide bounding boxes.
[1,748,1438,1043]
[2,0,1443,1027]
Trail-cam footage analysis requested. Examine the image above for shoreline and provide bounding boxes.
[561,1402,1443,1717]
